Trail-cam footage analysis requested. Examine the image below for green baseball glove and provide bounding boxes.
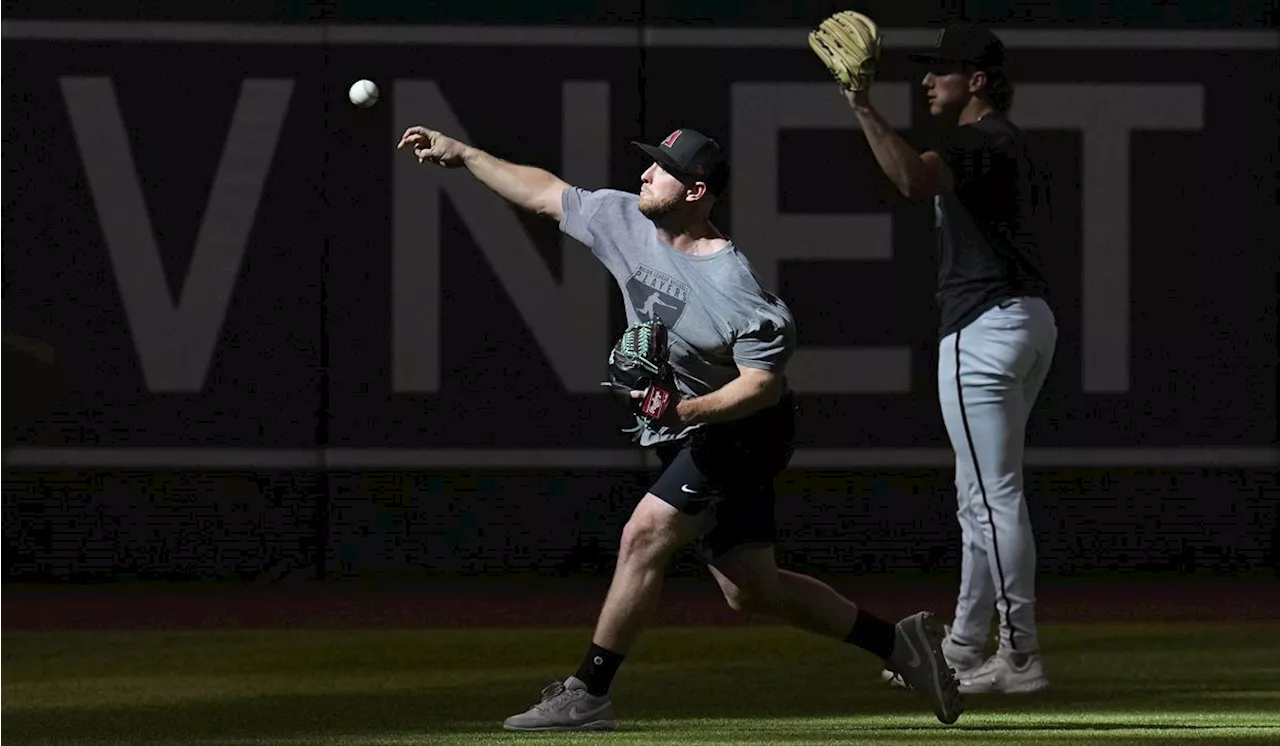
[601,320,680,435]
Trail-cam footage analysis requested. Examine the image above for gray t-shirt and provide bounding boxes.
[560,187,796,444]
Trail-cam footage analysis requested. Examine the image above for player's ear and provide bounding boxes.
[968,69,988,95]
[685,182,708,202]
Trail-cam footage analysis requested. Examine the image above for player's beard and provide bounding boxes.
[638,190,686,220]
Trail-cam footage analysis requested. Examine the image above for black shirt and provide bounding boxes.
[931,115,1052,338]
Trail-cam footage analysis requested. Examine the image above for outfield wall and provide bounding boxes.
[4,2,1276,580]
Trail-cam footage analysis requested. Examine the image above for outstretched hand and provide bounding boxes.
[396,126,468,167]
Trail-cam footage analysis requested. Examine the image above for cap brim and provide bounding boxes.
[632,141,698,183]
[631,141,729,196]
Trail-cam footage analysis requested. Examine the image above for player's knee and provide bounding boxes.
[617,515,679,566]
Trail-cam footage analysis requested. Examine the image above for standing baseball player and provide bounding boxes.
[811,16,1057,694]
[397,124,962,728]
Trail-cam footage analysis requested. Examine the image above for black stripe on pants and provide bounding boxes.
[954,329,1020,651]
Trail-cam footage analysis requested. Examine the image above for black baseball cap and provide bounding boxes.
[907,23,1005,70]
[631,128,730,196]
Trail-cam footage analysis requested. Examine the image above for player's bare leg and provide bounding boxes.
[591,494,706,653]
[503,494,703,732]
[710,546,962,724]
[775,570,863,637]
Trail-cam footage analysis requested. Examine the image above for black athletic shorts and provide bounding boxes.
[648,392,796,560]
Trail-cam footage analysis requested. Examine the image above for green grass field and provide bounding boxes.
[4,623,1278,745]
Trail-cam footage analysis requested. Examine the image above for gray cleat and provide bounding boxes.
[502,676,616,732]
[882,624,984,689]
[884,611,964,725]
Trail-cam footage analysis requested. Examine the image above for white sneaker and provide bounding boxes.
[959,650,1050,694]
[942,635,986,679]
[882,625,983,689]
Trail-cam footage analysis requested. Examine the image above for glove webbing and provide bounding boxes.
[615,324,664,376]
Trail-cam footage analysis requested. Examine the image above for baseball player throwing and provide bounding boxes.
[811,16,1057,694]
[397,124,962,728]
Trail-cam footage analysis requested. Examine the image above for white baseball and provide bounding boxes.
[348,79,380,108]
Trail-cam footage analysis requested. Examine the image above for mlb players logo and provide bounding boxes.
[626,265,690,329]
[661,130,683,148]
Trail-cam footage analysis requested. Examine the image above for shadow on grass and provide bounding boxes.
[5,624,1278,745]
[5,680,1279,746]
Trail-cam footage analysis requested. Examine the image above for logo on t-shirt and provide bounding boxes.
[625,265,689,328]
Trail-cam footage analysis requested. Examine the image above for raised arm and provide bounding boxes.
[397,126,570,220]
[844,90,954,201]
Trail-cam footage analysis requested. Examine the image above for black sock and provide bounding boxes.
[574,643,625,696]
[843,609,897,660]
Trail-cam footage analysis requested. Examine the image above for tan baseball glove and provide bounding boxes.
[808,10,883,92]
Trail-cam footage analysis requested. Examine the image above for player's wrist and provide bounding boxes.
[846,90,875,114]
[673,396,696,426]
[460,144,484,167]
